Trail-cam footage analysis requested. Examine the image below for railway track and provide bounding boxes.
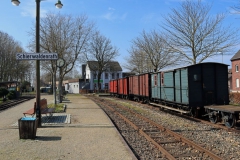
[140,101,240,133]
[89,96,223,160]
[0,96,35,112]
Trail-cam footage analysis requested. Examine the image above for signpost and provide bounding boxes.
[16,52,58,127]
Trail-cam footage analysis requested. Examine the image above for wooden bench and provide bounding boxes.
[23,99,55,117]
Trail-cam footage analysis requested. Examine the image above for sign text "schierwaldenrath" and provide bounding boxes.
[16,53,58,60]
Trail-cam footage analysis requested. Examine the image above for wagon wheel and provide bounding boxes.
[190,108,198,118]
[208,110,218,124]
[222,112,236,128]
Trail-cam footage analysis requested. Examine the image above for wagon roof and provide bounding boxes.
[158,62,228,73]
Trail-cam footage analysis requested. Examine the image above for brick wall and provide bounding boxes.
[231,60,240,92]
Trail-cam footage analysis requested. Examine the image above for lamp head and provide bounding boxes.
[55,0,63,9]
[11,0,20,6]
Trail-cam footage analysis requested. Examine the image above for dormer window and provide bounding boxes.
[236,65,239,72]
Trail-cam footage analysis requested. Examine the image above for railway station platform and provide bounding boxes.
[0,94,136,160]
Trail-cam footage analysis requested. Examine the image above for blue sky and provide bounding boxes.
[0,0,240,70]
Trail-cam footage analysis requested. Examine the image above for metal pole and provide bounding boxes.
[36,0,41,127]
[58,67,61,103]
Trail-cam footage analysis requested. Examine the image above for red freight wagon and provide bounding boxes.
[123,77,129,98]
[117,78,124,96]
[109,80,114,94]
[139,73,150,102]
[113,79,118,95]
[109,79,118,96]
[129,75,139,100]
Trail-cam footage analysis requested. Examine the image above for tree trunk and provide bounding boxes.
[53,70,57,104]
[59,67,63,103]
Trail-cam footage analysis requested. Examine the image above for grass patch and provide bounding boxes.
[48,103,65,113]
[22,92,36,95]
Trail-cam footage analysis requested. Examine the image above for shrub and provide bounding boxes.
[229,92,240,105]
[7,91,16,100]
[0,88,9,99]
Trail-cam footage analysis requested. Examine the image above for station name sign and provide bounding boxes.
[16,53,58,60]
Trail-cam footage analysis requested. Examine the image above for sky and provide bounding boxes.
[0,0,240,71]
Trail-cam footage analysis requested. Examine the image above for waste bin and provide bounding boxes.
[18,117,38,139]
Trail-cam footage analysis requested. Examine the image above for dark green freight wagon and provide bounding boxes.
[151,63,229,116]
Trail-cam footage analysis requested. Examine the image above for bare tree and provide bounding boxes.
[125,47,148,74]
[0,31,32,83]
[232,1,240,13]
[85,31,119,92]
[126,30,181,73]
[28,12,94,102]
[64,67,82,79]
[162,0,239,64]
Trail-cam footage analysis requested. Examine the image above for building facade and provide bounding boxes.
[64,79,80,94]
[231,50,240,92]
[84,61,123,91]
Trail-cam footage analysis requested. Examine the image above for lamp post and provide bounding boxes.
[12,0,63,127]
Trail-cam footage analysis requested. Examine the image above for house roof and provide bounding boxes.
[230,50,240,61]
[87,61,122,71]
[67,79,80,83]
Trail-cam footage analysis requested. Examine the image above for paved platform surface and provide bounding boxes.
[0,94,137,160]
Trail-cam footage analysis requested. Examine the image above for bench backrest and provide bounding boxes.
[34,99,47,111]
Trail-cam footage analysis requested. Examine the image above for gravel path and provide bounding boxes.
[0,95,136,160]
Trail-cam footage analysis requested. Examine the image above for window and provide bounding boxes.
[236,65,239,72]
[117,73,119,79]
[236,79,239,88]
[105,73,108,79]
[94,73,97,79]
[112,73,115,79]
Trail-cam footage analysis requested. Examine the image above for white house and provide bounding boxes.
[64,79,80,94]
[84,61,123,90]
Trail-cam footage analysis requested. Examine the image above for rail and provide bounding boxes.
[0,96,35,112]
[90,96,223,160]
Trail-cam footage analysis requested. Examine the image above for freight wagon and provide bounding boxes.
[150,63,229,117]
[127,73,151,102]
[109,62,240,128]
[109,79,118,96]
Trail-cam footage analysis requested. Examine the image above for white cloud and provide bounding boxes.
[102,7,127,21]
[141,13,155,23]
[120,13,128,20]
[102,12,115,20]
[108,7,115,11]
